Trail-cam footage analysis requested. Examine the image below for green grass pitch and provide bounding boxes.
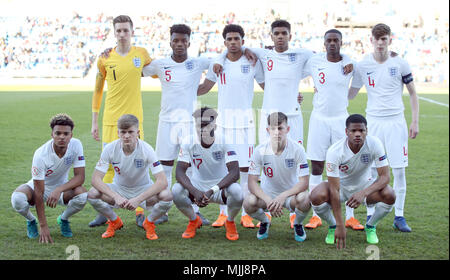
[0,90,448,260]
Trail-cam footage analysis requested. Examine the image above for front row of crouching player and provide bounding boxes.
[11,109,395,248]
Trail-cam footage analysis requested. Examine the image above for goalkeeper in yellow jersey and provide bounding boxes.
[89,15,152,228]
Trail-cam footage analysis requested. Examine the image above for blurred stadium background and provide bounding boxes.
[0,0,448,92]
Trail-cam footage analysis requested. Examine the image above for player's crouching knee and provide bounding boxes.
[171,183,188,204]
[243,194,258,214]
[295,191,311,212]
[382,185,396,205]
[227,183,243,202]
[159,188,173,202]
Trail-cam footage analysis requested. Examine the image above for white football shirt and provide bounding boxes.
[304,52,354,117]
[30,138,85,190]
[206,55,264,128]
[249,138,309,198]
[326,135,388,191]
[143,56,210,122]
[178,135,238,190]
[351,54,413,117]
[96,139,163,188]
[249,47,313,116]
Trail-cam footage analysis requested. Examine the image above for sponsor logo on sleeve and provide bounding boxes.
[378,155,387,161]
[299,163,309,169]
[152,161,161,167]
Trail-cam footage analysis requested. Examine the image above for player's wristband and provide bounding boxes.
[211,185,220,194]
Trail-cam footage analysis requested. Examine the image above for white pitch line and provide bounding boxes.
[419,96,449,108]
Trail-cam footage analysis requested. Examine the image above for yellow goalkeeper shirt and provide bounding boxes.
[92,46,152,126]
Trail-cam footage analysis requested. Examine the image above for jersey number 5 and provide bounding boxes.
[165,70,172,82]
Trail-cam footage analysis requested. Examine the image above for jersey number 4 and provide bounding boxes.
[368,76,375,87]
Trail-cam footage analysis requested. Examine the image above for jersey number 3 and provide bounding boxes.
[319,72,325,84]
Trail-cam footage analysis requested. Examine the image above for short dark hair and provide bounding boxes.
[267,112,288,126]
[271,20,291,32]
[192,107,218,125]
[113,15,133,30]
[346,114,367,128]
[372,23,391,39]
[50,113,74,130]
[324,29,342,38]
[117,114,139,130]
[222,24,245,39]
[170,24,191,36]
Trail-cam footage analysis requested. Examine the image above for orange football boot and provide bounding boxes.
[225,220,239,241]
[143,218,158,240]
[102,216,124,238]
[290,214,296,229]
[212,213,228,227]
[305,216,322,229]
[240,215,255,228]
[182,215,202,239]
[345,217,364,230]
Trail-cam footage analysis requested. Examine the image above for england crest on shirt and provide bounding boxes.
[133,57,141,68]
[185,61,194,71]
[135,159,144,168]
[64,157,73,166]
[389,67,398,77]
[288,53,296,62]
[241,65,250,74]
[360,154,370,164]
[212,151,223,161]
[285,158,295,168]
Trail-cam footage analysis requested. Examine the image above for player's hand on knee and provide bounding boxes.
[114,195,129,208]
[124,198,140,210]
[346,192,364,208]
[46,190,61,208]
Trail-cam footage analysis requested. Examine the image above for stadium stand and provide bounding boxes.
[0,0,448,85]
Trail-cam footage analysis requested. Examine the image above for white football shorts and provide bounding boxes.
[156,120,194,161]
[216,125,255,168]
[306,112,347,161]
[367,114,408,168]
